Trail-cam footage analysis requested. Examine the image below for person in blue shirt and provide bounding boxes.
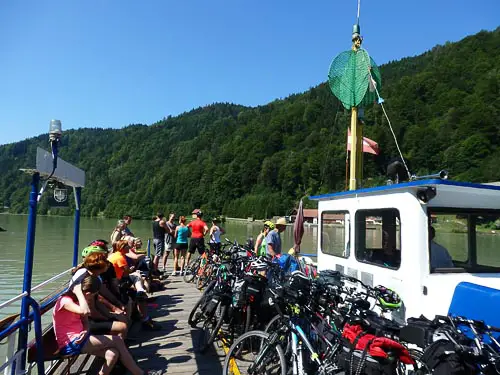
[429,226,454,269]
[266,217,287,257]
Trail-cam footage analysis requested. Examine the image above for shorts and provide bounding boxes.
[175,242,188,252]
[209,242,221,254]
[165,241,174,252]
[88,319,115,335]
[153,238,165,257]
[58,334,90,356]
[189,238,205,255]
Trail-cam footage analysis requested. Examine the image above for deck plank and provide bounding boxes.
[126,269,226,374]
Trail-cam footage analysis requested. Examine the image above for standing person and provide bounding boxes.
[185,211,208,268]
[122,215,134,237]
[110,220,126,245]
[163,213,176,272]
[254,221,275,257]
[173,216,189,276]
[208,218,224,254]
[152,212,167,274]
[52,275,148,375]
[266,217,287,257]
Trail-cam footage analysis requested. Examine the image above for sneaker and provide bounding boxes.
[145,370,163,375]
[171,270,178,276]
[142,318,162,331]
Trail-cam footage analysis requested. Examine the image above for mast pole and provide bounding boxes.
[349,107,360,190]
[349,23,363,190]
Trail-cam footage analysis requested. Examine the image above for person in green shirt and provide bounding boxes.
[254,221,275,257]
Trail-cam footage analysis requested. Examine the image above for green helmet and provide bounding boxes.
[81,245,107,258]
[264,220,275,230]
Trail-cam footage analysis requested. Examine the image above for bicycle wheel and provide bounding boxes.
[188,280,216,328]
[223,330,286,375]
[196,263,215,290]
[264,315,291,356]
[184,257,201,283]
[199,301,228,353]
[406,348,429,375]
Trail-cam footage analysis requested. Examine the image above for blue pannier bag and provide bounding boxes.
[273,254,299,274]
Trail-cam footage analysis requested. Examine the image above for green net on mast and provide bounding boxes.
[328,48,382,110]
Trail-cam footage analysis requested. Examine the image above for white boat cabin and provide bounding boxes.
[310,179,500,324]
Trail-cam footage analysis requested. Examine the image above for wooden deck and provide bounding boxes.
[125,269,226,374]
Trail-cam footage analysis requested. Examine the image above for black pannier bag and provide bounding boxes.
[201,293,221,317]
[399,315,435,348]
[337,345,398,375]
[244,274,267,304]
[419,340,476,375]
[232,278,246,308]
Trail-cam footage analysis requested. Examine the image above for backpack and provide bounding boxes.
[273,254,299,274]
[419,340,476,375]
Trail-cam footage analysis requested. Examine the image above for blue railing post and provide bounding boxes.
[17,172,40,373]
[27,297,45,375]
[73,187,82,267]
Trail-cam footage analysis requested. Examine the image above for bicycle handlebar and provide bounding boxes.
[434,315,500,334]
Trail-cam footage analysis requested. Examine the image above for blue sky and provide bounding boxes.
[0,0,498,145]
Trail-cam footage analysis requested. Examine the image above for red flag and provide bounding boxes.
[347,128,380,155]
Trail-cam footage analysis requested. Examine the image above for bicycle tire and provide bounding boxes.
[244,304,252,334]
[199,302,228,353]
[223,330,286,375]
[188,280,216,328]
[184,257,201,283]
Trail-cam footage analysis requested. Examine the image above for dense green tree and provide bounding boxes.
[1,28,499,219]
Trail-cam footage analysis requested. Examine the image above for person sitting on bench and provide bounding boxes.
[53,274,150,375]
[108,240,161,331]
[71,251,129,338]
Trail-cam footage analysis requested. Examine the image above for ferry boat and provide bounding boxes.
[311,178,500,326]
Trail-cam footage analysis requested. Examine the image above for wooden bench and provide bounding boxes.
[27,326,93,375]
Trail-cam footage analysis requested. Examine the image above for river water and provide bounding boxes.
[0,214,318,318]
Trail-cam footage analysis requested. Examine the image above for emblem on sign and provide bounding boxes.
[53,188,68,203]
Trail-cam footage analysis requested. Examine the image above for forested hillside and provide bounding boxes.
[1,28,499,219]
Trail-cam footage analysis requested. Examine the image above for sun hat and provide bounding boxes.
[276,217,287,226]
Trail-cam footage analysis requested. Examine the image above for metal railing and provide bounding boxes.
[0,269,73,375]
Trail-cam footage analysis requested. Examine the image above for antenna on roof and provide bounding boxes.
[412,170,449,181]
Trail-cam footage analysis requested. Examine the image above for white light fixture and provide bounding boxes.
[49,119,62,141]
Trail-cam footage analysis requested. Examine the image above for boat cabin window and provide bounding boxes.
[320,211,350,258]
[429,209,500,273]
[355,209,401,270]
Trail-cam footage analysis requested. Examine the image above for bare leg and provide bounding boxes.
[83,335,143,375]
[137,301,148,320]
[180,251,187,273]
[152,255,160,272]
[162,251,170,270]
[109,320,128,339]
[83,347,118,375]
[172,250,179,274]
[102,348,119,375]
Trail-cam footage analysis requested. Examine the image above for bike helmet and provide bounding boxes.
[89,239,108,251]
[81,245,107,258]
[264,220,275,230]
[374,285,402,309]
[249,258,268,271]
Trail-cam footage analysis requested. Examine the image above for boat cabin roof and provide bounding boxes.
[310,179,500,210]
